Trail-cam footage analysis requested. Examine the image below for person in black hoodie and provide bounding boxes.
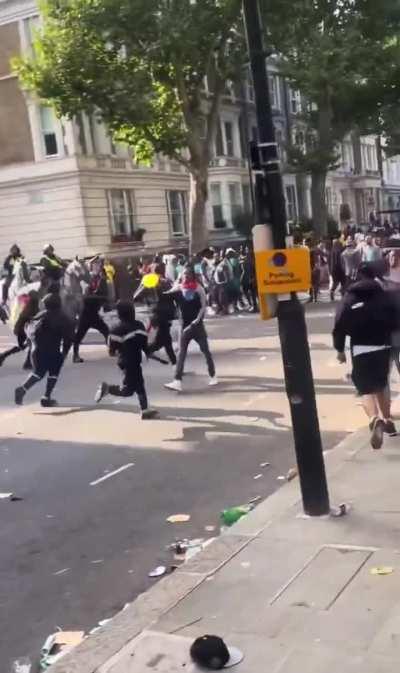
[94,301,157,419]
[14,293,73,407]
[0,290,39,369]
[73,266,109,363]
[333,264,399,449]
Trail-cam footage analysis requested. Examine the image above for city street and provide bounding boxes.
[0,302,369,670]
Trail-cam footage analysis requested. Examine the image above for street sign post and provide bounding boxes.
[255,248,311,295]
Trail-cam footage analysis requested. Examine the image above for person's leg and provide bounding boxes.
[361,393,385,450]
[0,345,21,366]
[165,328,191,390]
[135,367,157,418]
[91,313,109,342]
[193,324,216,380]
[376,387,391,420]
[15,353,46,404]
[23,341,32,370]
[73,313,90,362]
[41,353,64,407]
[2,277,11,304]
[158,323,176,365]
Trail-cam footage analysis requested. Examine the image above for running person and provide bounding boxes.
[0,290,39,368]
[14,293,73,407]
[165,267,218,392]
[95,301,157,419]
[73,267,109,362]
[333,264,398,449]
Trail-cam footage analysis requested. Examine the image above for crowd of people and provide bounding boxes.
[2,232,400,448]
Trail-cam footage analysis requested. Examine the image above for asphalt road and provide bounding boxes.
[0,302,355,671]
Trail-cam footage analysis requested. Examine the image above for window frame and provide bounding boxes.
[166,190,188,238]
[107,188,136,242]
[210,183,227,230]
[39,106,59,158]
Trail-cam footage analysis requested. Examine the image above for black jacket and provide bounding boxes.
[27,309,74,357]
[109,319,148,368]
[333,280,398,353]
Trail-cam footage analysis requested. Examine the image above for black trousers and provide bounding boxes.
[74,310,108,354]
[149,322,176,365]
[108,365,148,410]
[21,350,64,399]
[175,323,215,381]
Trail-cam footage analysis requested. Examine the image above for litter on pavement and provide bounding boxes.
[149,565,167,578]
[253,473,263,480]
[205,525,216,532]
[166,514,191,523]
[330,503,350,518]
[53,568,71,576]
[220,505,251,527]
[190,635,244,669]
[12,658,32,673]
[0,492,14,499]
[260,462,270,468]
[39,631,85,670]
[370,566,394,576]
[286,468,298,482]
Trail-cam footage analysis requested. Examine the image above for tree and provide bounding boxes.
[262,0,400,237]
[14,0,243,253]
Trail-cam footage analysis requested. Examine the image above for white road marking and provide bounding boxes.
[90,463,134,486]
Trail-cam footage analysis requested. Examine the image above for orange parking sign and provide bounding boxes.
[255,248,311,295]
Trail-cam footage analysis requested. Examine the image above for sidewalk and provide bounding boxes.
[49,421,400,673]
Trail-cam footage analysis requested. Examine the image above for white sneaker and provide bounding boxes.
[164,379,182,392]
[209,377,219,387]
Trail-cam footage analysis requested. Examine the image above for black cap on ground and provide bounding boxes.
[190,635,230,670]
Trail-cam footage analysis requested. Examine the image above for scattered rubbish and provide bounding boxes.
[292,601,312,608]
[260,462,270,468]
[53,568,70,576]
[205,525,216,532]
[98,618,112,627]
[149,565,167,578]
[277,476,286,481]
[12,658,32,673]
[39,631,85,670]
[240,562,251,569]
[90,559,104,565]
[190,636,244,669]
[253,474,263,480]
[166,514,191,524]
[248,495,262,504]
[370,566,394,576]
[286,468,298,482]
[220,505,251,527]
[90,463,134,487]
[330,503,349,518]
[46,515,55,519]
[259,356,267,361]
[205,576,215,582]
[0,492,13,499]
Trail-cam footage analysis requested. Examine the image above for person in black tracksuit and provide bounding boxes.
[333,264,399,450]
[73,270,109,363]
[0,290,39,369]
[14,293,73,407]
[94,301,158,419]
[134,265,177,365]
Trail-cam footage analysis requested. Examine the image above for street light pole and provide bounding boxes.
[243,0,330,516]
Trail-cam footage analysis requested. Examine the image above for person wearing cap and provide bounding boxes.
[94,301,158,419]
[164,267,218,392]
[14,293,74,407]
[40,244,66,293]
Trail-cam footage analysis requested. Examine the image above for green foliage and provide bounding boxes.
[14,0,244,166]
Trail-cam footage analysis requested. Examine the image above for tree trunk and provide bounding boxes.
[311,170,328,238]
[189,165,209,255]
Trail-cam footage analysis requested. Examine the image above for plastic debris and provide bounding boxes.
[90,559,104,565]
[12,658,32,673]
[248,495,262,504]
[53,568,70,576]
[205,525,216,532]
[330,503,349,518]
[253,474,263,480]
[286,468,298,482]
[149,565,167,578]
[370,566,394,576]
[166,514,191,523]
[241,562,251,569]
[0,492,13,499]
[260,462,270,468]
[220,506,251,527]
[39,631,85,670]
[277,475,286,481]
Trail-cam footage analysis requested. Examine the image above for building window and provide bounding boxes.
[290,88,302,114]
[24,15,40,55]
[215,118,224,156]
[167,190,187,237]
[39,106,59,157]
[229,183,243,224]
[211,183,226,229]
[285,185,297,220]
[107,189,135,239]
[224,121,235,156]
[268,75,280,110]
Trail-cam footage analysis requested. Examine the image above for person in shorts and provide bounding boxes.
[333,264,399,449]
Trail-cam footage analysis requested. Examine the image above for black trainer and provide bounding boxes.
[15,387,25,406]
[369,417,385,450]
[384,419,397,437]
[41,398,58,408]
